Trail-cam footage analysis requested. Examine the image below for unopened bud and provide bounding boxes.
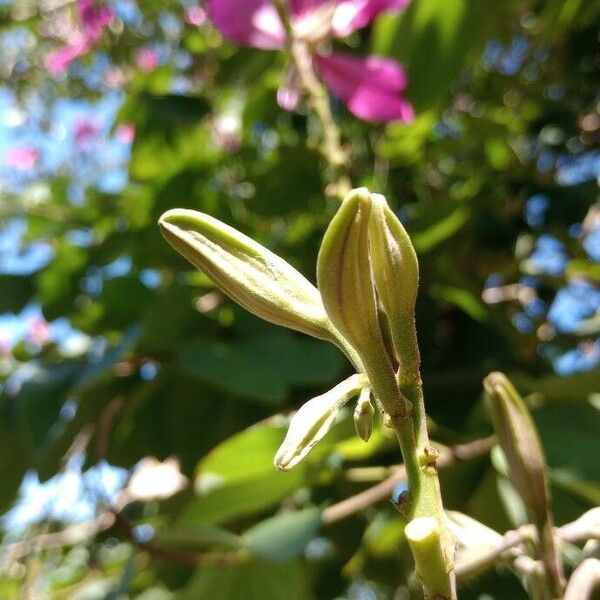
[274,373,367,470]
[484,372,565,594]
[317,188,404,415]
[483,372,549,525]
[353,387,374,442]
[368,194,419,374]
[159,209,334,340]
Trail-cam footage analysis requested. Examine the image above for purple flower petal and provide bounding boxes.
[206,0,286,49]
[46,1,113,76]
[79,0,114,38]
[4,146,39,171]
[314,53,414,123]
[46,43,88,75]
[330,0,411,37]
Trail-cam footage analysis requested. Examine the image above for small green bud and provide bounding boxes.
[317,188,404,416]
[159,209,333,340]
[353,387,374,442]
[484,372,565,594]
[368,194,419,375]
[274,373,367,471]
[483,372,549,525]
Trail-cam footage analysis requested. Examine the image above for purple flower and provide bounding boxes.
[46,0,114,76]
[136,48,159,72]
[206,0,413,123]
[185,6,207,27]
[4,146,39,171]
[74,117,100,149]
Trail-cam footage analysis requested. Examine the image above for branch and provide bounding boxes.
[0,512,116,566]
[455,513,600,582]
[564,558,600,600]
[109,508,245,567]
[322,436,496,525]
[271,0,351,199]
[455,524,536,581]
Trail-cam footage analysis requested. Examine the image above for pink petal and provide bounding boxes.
[115,123,136,144]
[331,0,411,37]
[314,53,414,123]
[46,1,112,76]
[136,48,159,71]
[289,0,332,17]
[5,146,39,171]
[78,0,114,37]
[46,44,86,75]
[206,0,286,49]
[185,6,207,27]
[277,67,301,111]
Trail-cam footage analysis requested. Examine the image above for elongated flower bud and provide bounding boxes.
[353,387,374,442]
[484,372,549,527]
[159,209,333,340]
[317,188,404,416]
[274,373,367,470]
[368,194,419,375]
[484,371,565,595]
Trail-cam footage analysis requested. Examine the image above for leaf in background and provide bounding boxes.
[412,205,470,253]
[179,332,343,403]
[430,284,488,322]
[243,507,322,562]
[372,0,513,111]
[179,420,309,525]
[178,559,307,600]
[154,525,242,553]
[118,94,211,180]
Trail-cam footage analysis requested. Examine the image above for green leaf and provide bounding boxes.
[154,525,242,553]
[430,284,488,322]
[372,0,511,111]
[178,559,308,600]
[412,205,470,253]
[179,420,307,525]
[178,331,343,403]
[243,507,322,562]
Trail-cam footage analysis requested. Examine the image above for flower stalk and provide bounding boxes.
[160,153,453,598]
[318,188,455,599]
[271,0,351,199]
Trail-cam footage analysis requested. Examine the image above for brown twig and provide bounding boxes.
[564,558,600,600]
[109,508,245,567]
[322,436,496,525]
[271,0,351,199]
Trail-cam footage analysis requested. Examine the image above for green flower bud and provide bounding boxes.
[274,373,367,470]
[484,372,549,526]
[484,372,565,594]
[159,209,333,340]
[353,387,374,442]
[368,193,419,375]
[317,188,405,416]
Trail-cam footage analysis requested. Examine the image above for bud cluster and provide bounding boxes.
[159,187,420,469]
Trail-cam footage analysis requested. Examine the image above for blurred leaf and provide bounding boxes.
[243,507,322,562]
[430,284,488,321]
[154,525,242,553]
[178,559,307,600]
[0,276,33,313]
[180,420,308,525]
[373,0,510,110]
[178,331,344,403]
[513,371,600,403]
[412,205,470,253]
